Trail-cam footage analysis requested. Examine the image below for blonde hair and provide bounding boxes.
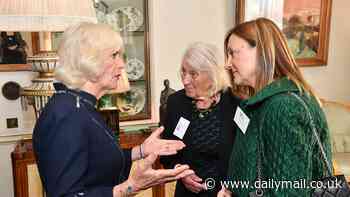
[224,18,319,101]
[55,22,123,89]
[182,42,230,97]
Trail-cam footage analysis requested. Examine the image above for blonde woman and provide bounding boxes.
[33,22,194,197]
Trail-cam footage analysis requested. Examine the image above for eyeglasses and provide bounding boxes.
[180,69,199,80]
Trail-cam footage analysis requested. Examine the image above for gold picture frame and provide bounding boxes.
[236,0,332,67]
[0,32,35,71]
[0,32,62,72]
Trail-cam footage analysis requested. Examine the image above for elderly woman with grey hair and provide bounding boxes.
[32,22,194,197]
[160,42,240,197]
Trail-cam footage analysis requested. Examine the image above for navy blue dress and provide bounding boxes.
[33,83,132,197]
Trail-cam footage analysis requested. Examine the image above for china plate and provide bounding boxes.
[96,9,107,24]
[126,57,144,80]
[117,85,146,115]
[106,6,143,32]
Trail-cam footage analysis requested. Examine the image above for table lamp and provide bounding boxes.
[0,0,97,118]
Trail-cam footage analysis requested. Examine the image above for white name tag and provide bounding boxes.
[234,107,250,134]
[173,117,190,139]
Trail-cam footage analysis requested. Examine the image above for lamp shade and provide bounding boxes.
[0,0,98,118]
[0,0,97,31]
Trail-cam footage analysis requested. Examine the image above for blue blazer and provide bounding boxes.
[33,83,132,197]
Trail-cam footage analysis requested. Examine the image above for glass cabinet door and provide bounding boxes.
[94,0,151,121]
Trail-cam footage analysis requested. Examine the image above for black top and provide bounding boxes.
[160,89,240,197]
[188,101,221,182]
[33,83,132,197]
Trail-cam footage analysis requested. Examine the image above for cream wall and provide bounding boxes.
[0,142,17,197]
[0,72,36,134]
[146,0,235,125]
[0,0,349,196]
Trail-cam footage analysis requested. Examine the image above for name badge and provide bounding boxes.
[234,106,250,134]
[173,117,190,139]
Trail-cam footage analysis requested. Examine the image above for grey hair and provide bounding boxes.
[182,42,230,96]
[55,22,123,89]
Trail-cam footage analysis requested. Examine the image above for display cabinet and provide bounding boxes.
[30,0,151,122]
[95,0,151,121]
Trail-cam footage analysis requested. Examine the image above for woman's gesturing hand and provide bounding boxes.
[217,186,232,197]
[129,153,194,192]
[181,173,206,193]
[142,126,185,156]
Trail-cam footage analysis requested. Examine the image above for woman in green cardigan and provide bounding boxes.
[218,18,332,196]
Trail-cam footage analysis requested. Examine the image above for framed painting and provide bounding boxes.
[236,0,332,67]
[0,32,33,71]
[0,31,60,71]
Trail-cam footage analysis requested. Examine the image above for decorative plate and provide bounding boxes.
[96,9,107,24]
[117,85,146,115]
[126,57,144,80]
[106,6,143,32]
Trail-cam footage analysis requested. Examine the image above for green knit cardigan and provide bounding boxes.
[227,77,332,197]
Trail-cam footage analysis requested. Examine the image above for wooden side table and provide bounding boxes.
[98,107,120,134]
[11,139,39,197]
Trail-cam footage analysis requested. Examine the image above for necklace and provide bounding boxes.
[192,100,217,119]
[192,92,221,119]
[198,108,213,119]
